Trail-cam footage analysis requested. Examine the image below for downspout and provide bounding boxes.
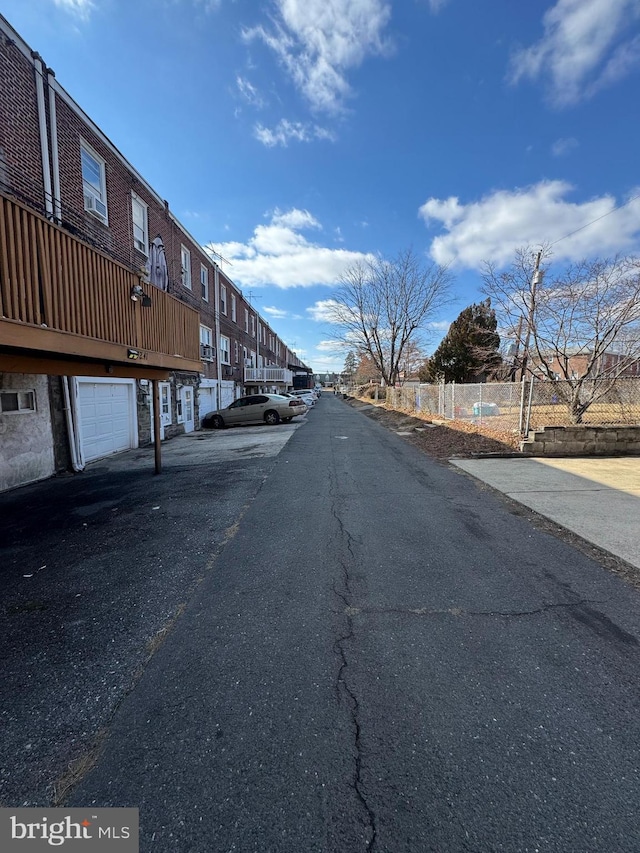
[47,69,62,223]
[62,377,84,472]
[213,264,222,409]
[257,317,261,393]
[32,53,54,219]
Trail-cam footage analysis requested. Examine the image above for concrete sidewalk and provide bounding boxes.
[450,457,640,571]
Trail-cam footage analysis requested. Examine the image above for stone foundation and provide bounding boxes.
[520,425,640,456]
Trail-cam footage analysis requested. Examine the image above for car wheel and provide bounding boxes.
[211,414,225,429]
[264,410,280,425]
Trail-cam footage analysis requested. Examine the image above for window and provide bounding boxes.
[160,383,172,424]
[244,308,249,333]
[231,294,237,322]
[234,340,239,364]
[220,285,227,315]
[220,335,230,365]
[81,141,108,223]
[181,246,191,289]
[0,390,36,413]
[201,265,209,302]
[250,315,256,337]
[200,325,214,361]
[131,193,148,255]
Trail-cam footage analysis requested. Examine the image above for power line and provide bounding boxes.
[549,190,640,248]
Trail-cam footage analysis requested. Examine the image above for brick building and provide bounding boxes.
[0,14,311,492]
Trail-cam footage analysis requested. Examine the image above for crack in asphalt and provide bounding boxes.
[342,600,607,619]
[330,482,377,852]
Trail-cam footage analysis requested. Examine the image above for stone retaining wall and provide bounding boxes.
[520,425,640,456]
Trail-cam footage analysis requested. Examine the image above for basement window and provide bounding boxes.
[0,390,36,414]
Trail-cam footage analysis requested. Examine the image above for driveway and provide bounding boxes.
[0,421,303,806]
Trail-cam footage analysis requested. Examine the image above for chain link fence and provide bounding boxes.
[386,378,640,435]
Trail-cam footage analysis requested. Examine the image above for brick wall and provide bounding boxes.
[0,36,45,209]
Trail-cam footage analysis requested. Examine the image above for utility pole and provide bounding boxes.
[519,250,543,382]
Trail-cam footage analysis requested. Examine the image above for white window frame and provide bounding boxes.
[81,140,108,224]
[181,246,191,289]
[234,340,239,363]
[131,192,148,255]
[250,315,256,338]
[220,285,227,315]
[200,325,214,361]
[220,335,231,365]
[160,382,172,426]
[200,265,209,302]
[231,294,237,322]
[244,308,249,333]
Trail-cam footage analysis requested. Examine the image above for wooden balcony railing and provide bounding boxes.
[0,193,201,373]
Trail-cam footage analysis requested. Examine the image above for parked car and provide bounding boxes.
[289,390,317,407]
[202,394,307,429]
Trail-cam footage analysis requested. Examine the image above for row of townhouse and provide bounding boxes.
[0,13,312,493]
[527,351,640,381]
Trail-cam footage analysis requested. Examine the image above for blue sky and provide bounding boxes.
[3,0,640,373]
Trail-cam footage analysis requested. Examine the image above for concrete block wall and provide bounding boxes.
[521,425,640,456]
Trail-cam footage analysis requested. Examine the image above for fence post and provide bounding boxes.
[525,376,535,436]
[519,379,526,435]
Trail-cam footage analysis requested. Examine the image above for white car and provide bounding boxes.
[288,390,317,407]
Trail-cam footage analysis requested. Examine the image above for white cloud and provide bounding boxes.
[316,339,345,353]
[551,137,579,157]
[307,299,342,322]
[428,0,450,11]
[419,181,640,269]
[254,119,336,147]
[509,0,640,106]
[194,0,222,12]
[236,77,266,108]
[262,306,288,319]
[243,0,393,113]
[209,210,373,288]
[52,0,94,19]
[262,305,303,320]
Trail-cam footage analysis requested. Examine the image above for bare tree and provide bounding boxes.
[328,249,453,386]
[483,248,640,422]
[397,340,427,382]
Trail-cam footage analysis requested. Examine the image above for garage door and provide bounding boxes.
[199,387,215,424]
[220,380,235,408]
[77,380,136,463]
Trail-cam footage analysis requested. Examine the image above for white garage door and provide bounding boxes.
[220,380,235,408]
[77,379,136,463]
[199,387,215,424]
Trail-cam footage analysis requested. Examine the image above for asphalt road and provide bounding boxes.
[5,394,640,851]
